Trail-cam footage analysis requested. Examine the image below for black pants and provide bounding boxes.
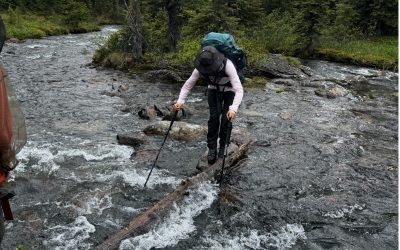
[207,89,235,149]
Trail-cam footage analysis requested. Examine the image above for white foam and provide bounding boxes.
[15,140,133,174]
[26,44,50,49]
[57,144,132,162]
[102,27,120,33]
[96,167,179,188]
[323,204,365,219]
[43,216,96,250]
[186,97,203,103]
[73,191,113,216]
[25,54,41,59]
[17,146,60,173]
[119,182,218,250]
[204,224,307,250]
[76,42,91,46]
[352,68,376,76]
[100,218,123,229]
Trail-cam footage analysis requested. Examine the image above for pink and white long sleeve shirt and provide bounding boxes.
[177,59,243,112]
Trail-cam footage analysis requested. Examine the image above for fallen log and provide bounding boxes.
[95,133,252,250]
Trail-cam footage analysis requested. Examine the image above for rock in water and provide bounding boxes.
[315,85,349,98]
[252,54,309,79]
[142,70,183,83]
[143,121,207,141]
[138,104,193,121]
[116,132,147,148]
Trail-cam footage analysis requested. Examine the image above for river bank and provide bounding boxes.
[315,36,398,71]
[92,29,398,74]
[0,10,122,40]
[1,14,396,70]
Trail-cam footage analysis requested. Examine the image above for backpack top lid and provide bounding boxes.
[0,17,5,54]
[194,46,225,76]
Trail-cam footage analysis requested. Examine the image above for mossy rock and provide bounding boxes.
[245,76,268,88]
[282,56,302,67]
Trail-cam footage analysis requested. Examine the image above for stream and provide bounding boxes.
[0,27,397,250]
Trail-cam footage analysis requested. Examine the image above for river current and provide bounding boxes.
[0,27,397,249]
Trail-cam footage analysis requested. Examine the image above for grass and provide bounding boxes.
[283,56,302,67]
[318,36,398,70]
[1,10,99,40]
[245,76,268,88]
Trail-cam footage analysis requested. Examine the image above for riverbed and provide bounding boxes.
[0,27,397,249]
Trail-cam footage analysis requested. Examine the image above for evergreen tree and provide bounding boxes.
[230,0,264,28]
[292,0,328,55]
[330,0,361,40]
[164,0,182,51]
[351,0,398,36]
[125,0,144,59]
[367,0,398,35]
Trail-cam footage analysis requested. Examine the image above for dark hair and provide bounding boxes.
[0,16,5,54]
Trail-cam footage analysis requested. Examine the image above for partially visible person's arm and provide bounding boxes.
[225,60,243,119]
[175,69,200,110]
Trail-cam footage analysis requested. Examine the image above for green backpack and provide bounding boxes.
[201,32,247,83]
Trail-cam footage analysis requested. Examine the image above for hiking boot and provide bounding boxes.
[207,148,217,164]
[218,146,225,158]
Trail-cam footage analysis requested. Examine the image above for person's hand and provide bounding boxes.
[227,109,236,121]
[174,102,183,110]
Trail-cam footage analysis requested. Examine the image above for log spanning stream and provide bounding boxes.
[0,27,397,249]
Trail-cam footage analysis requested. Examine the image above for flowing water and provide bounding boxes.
[0,27,397,249]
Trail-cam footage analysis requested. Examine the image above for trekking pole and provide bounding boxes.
[219,120,232,187]
[144,109,178,187]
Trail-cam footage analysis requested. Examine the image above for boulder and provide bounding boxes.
[299,80,325,88]
[138,106,159,120]
[101,90,121,97]
[7,38,21,43]
[142,70,183,83]
[143,121,207,141]
[299,65,315,76]
[346,75,368,85]
[116,132,148,148]
[251,54,308,79]
[315,83,350,99]
[271,78,297,86]
[138,105,192,121]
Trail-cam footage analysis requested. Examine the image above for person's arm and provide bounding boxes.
[175,69,200,109]
[225,60,243,119]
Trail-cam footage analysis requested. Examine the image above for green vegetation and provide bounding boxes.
[283,56,302,67]
[0,0,125,39]
[317,36,398,70]
[276,88,285,93]
[3,0,396,70]
[16,244,25,250]
[94,0,397,71]
[1,10,98,40]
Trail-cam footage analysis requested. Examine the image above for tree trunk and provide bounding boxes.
[94,136,252,250]
[164,0,182,51]
[126,0,144,59]
[212,0,225,31]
